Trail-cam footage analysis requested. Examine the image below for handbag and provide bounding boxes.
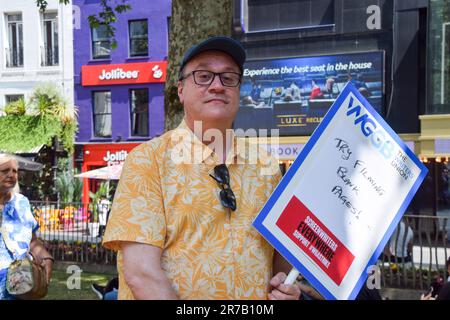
[6,253,48,300]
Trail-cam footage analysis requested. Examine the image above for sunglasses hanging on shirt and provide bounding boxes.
[209,164,237,211]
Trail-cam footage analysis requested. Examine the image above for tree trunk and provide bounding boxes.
[164,0,233,131]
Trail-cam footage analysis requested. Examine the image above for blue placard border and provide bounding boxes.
[253,82,428,300]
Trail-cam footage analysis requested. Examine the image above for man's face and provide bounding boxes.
[0,160,18,191]
[178,50,241,129]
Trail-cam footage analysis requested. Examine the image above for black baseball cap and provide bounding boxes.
[179,36,246,78]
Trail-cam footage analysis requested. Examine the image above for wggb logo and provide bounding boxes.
[346,95,394,160]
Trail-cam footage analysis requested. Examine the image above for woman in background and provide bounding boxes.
[0,153,54,300]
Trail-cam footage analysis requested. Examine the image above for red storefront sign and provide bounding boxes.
[81,143,141,202]
[83,143,140,167]
[82,61,167,86]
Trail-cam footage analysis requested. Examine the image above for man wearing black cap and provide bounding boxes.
[103,36,300,300]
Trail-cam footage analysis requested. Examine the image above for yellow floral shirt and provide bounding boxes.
[102,121,282,300]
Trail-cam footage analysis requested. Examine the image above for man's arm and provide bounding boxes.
[121,241,178,300]
[268,251,301,300]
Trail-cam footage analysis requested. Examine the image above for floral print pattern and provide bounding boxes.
[103,121,281,299]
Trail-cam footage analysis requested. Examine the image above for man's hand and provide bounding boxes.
[268,272,301,300]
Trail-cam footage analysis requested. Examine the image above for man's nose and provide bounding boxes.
[208,74,225,91]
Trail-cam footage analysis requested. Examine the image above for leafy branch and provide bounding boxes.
[37,0,131,49]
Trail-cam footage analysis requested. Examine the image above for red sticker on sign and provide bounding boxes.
[276,196,355,285]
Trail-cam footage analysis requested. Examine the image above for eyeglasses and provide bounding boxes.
[209,164,237,211]
[180,70,242,87]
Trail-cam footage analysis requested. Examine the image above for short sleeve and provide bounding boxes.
[102,143,166,251]
[18,195,39,233]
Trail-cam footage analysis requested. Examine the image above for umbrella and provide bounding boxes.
[0,153,43,171]
[74,163,123,180]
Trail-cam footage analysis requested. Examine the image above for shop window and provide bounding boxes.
[5,94,24,104]
[243,0,334,33]
[5,13,23,67]
[428,1,450,114]
[129,20,148,57]
[92,24,111,59]
[41,12,59,66]
[130,89,149,136]
[93,91,112,138]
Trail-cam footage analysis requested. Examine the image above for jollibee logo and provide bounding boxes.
[152,65,163,79]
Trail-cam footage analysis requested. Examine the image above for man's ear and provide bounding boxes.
[177,81,184,104]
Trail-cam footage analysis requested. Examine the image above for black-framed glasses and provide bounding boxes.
[209,164,237,211]
[180,70,242,87]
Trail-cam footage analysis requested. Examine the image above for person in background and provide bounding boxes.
[250,83,262,103]
[0,153,54,300]
[388,220,414,265]
[324,77,338,98]
[309,79,323,100]
[91,277,119,300]
[97,196,111,237]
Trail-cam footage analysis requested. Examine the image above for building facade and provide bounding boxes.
[232,0,450,218]
[73,0,171,201]
[0,0,74,107]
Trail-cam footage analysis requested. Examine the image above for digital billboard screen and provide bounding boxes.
[234,51,385,136]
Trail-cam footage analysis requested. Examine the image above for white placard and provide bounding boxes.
[253,82,428,300]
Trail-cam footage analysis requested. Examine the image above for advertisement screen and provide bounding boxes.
[234,51,384,136]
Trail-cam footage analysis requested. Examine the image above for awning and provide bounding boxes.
[0,153,44,171]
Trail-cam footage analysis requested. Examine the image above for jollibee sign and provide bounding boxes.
[82,61,167,86]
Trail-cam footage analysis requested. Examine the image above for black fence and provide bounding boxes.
[30,201,116,265]
[30,201,450,290]
[379,214,450,291]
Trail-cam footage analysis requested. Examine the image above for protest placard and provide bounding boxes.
[253,82,428,300]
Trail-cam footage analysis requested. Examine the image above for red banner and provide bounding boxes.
[82,61,167,86]
[276,196,355,285]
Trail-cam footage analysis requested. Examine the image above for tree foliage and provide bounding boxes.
[0,83,78,154]
[37,0,131,49]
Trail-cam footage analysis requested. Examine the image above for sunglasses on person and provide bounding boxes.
[209,164,237,211]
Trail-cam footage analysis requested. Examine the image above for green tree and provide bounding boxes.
[165,0,233,130]
[37,0,131,49]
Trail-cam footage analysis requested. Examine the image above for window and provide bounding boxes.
[6,13,23,67]
[428,1,450,114]
[130,89,149,136]
[129,20,148,57]
[42,12,59,66]
[92,25,111,59]
[5,94,24,104]
[93,91,112,137]
[243,0,335,33]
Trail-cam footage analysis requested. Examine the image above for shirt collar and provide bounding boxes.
[175,120,247,165]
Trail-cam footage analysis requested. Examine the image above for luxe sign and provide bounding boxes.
[82,61,167,86]
[253,82,428,300]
